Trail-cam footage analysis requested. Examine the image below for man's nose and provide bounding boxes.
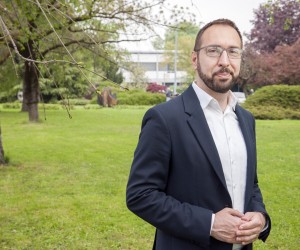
[218,50,230,67]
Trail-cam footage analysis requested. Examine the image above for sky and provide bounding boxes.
[186,0,266,37]
[122,0,267,51]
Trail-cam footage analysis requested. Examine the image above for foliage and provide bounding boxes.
[248,0,300,52]
[0,109,299,249]
[117,89,165,105]
[123,62,148,88]
[58,99,90,106]
[39,63,90,102]
[244,105,300,120]
[250,38,300,86]
[0,60,22,102]
[1,103,21,110]
[1,103,71,111]
[102,60,124,84]
[0,0,192,121]
[241,0,300,88]
[158,21,199,83]
[245,85,300,109]
[146,83,166,93]
[242,85,300,119]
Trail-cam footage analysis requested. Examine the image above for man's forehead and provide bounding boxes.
[200,24,242,47]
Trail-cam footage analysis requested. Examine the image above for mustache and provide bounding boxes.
[214,67,234,76]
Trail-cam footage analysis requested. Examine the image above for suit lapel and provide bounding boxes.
[235,106,256,209]
[182,85,256,210]
[182,85,228,191]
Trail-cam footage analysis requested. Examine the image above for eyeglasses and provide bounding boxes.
[195,46,243,59]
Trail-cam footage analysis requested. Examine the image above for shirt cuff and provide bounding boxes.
[261,213,269,232]
[210,213,215,235]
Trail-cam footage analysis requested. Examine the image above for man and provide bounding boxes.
[126,19,271,250]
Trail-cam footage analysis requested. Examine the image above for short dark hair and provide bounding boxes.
[193,19,243,51]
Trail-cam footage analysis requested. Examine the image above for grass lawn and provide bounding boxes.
[0,107,299,249]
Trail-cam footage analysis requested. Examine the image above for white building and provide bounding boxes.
[121,50,187,86]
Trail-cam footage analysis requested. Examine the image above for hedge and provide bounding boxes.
[114,89,165,105]
[243,85,300,120]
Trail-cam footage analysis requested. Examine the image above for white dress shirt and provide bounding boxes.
[192,82,247,250]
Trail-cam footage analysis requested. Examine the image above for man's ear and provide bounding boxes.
[191,51,198,70]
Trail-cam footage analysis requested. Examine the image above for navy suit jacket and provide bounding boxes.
[126,85,271,249]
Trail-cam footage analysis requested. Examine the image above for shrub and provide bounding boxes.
[39,104,61,110]
[244,105,300,120]
[2,102,21,109]
[245,85,300,109]
[146,83,167,93]
[118,90,165,105]
[58,99,90,106]
[243,85,300,119]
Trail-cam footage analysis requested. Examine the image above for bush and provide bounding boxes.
[1,103,75,111]
[118,89,165,105]
[243,85,300,119]
[245,85,300,109]
[58,98,90,106]
[2,102,21,109]
[146,83,166,93]
[244,105,300,120]
[39,104,61,110]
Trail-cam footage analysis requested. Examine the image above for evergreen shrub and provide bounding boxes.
[243,85,300,119]
[117,90,165,105]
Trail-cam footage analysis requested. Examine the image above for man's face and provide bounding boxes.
[192,24,242,94]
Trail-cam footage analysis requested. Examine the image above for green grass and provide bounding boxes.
[0,107,299,249]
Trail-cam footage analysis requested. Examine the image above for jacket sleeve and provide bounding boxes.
[248,113,272,242]
[126,107,212,247]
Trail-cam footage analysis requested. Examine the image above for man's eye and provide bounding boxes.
[228,49,239,55]
[207,47,218,53]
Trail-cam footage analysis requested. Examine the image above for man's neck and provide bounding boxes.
[195,80,230,112]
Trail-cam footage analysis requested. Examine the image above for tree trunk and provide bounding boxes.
[21,40,40,122]
[0,126,5,165]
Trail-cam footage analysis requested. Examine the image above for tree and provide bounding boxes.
[0,59,22,102]
[247,0,300,52]
[0,0,186,122]
[157,21,200,83]
[39,62,89,102]
[238,47,260,93]
[102,61,124,85]
[251,38,300,86]
[241,0,300,88]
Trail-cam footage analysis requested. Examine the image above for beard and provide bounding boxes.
[196,61,239,94]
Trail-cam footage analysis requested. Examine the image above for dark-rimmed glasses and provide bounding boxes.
[195,46,243,59]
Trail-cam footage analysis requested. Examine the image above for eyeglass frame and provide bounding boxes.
[194,45,243,59]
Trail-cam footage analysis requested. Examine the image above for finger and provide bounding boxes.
[239,217,264,231]
[241,212,254,221]
[241,235,259,245]
[237,227,259,237]
[239,220,256,230]
[236,233,259,245]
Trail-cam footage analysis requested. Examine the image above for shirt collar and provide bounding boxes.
[192,82,238,111]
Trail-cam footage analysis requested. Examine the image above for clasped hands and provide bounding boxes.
[211,208,266,245]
